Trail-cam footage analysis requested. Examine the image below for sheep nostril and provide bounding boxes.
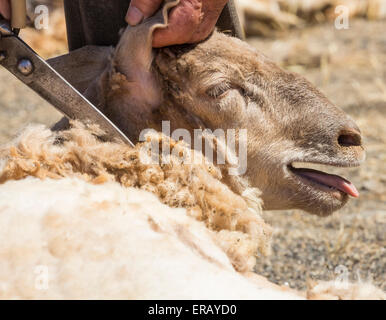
[338,128,362,147]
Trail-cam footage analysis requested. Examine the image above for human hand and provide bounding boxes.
[0,0,10,20]
[126,0,228,48]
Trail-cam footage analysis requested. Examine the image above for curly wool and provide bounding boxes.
[0,122,272,272]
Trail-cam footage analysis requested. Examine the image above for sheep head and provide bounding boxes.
[152,33,366,216]
[52,0,365,216]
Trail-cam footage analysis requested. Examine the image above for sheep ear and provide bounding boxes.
[114,0,179,74]
[52,1,180,135]
[110,0,180,109]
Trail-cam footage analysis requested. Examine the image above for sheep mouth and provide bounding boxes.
[288,161,359,200]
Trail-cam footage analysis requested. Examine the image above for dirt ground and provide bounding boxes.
[0,13,384,291]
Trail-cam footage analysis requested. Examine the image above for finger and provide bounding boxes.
[126,0,163,26]
[152,1,202,47]
[0,0,11,20]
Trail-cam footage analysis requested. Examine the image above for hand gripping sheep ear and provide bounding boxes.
[51,0,180,140]
[114,0,180,79]
[98,0,181,139]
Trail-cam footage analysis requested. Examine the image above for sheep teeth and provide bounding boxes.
[291,161,348,176]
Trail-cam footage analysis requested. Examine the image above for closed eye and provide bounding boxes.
[206,83,247,99]
[206,82,231,98]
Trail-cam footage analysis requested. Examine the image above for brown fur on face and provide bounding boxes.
[50,1,364,216]
[151,32,365,215]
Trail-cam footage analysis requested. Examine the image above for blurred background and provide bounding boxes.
[0,0,384,291]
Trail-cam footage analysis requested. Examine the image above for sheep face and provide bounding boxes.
[153,32,365,216]
[54,1,364,216]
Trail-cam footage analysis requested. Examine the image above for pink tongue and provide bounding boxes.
[299,171,359,197]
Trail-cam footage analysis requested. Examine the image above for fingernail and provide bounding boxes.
[126,6,144,26]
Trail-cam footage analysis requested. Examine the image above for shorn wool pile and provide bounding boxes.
[0,123,384,299]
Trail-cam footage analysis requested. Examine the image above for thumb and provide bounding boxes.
[126,0,163,26]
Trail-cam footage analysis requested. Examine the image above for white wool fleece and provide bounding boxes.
[0,177,302,300]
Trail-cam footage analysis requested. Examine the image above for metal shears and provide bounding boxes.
[0,0,134,146]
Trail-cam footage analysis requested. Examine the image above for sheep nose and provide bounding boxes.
[338,126,362,147]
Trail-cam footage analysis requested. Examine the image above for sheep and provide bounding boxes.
[0,0,380,300]
[0,123,301,299]
[0,123,271,274]
[50,0,365,218]
[0,124,383,299]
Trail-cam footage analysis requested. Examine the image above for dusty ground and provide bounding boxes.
[0,12,384,292]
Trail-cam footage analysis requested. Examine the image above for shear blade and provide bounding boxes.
[0,34,134,147]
